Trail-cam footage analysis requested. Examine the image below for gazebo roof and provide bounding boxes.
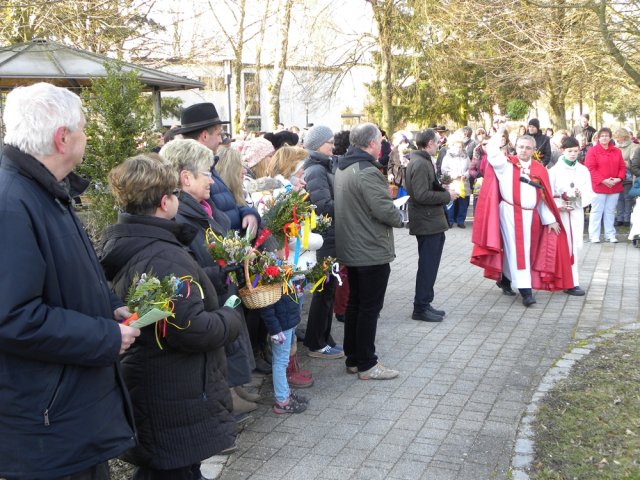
[0,38,204,91]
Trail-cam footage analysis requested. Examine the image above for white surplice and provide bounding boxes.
[548,158,594,286]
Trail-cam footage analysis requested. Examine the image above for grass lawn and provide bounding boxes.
[531,330,640,479]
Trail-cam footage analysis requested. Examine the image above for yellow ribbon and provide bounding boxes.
[310,275,327,293]
[302,219,310,249]
[310,209,317,229]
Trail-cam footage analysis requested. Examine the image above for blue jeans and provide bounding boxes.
[271,327,295,402]
[446,196,469,225]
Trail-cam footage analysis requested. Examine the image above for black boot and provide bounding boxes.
[496,276,516,296]
[519,288,536,307]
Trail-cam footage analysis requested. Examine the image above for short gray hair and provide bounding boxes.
[3,82,83,158]
[160,138,214,174]
[349,123,380,149]
[516,134,536,148]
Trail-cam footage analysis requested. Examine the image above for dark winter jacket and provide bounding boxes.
[210,166,259,232]
[405,150,451,236]
[0,145,135,479]
[334,146,403,267]
[258,294,301,336]
[174,191,231,296]
[303,151,335,258]
[532,132,553,167]
[174,192,254,387]
[100,214,242,470]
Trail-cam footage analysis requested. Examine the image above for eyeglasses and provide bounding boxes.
[198,170,213,178]
[324,140,335,145]
[171,188,181,196]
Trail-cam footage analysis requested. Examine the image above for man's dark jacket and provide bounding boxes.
[100,214,242,470]
[532,132,553,167]
[0,145,135,479]
[405,150,451,236]
[303,150,336,258]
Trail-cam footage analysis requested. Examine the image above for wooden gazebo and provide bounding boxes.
[0,38,203,138]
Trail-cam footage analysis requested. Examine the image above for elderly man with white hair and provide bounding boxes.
[0,83,139,479]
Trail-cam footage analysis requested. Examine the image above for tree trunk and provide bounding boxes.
[232,0,246,133]
[370,0,394,134]
[268,0,293,130]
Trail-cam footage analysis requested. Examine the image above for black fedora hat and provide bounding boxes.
[176,102,229,134]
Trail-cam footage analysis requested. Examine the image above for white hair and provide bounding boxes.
[3,82,83,157]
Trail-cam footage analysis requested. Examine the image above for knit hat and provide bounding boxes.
[528,118,540,130]
[303,125,334,152]
[239,137,275,169]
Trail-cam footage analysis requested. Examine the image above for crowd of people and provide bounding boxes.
[1,81,639,479]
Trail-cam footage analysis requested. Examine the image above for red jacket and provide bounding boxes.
[585,143,626,194]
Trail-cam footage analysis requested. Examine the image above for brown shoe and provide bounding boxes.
[233,385,260,403]
[230,387,257,414]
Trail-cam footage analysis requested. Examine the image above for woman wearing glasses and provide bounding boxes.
[100,154,243,479]
[160,139,259,418]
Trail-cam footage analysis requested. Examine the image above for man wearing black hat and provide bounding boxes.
[527,118,552,167]
[178,102,260,236]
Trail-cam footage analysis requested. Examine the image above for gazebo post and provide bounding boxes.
[153,86,162,130]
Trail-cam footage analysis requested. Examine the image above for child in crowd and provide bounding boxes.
[258,267,310,413]
[548,136,595,295]
[628,174,640,245]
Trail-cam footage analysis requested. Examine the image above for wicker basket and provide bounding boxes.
[238,253,283,309]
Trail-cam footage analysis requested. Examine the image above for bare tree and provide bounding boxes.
[267,0,293,129]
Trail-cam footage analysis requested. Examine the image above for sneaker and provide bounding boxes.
[308,345,345,359]
[346,365,358,374]
[591,238,601,243]
[607,237,619,243]
[289,391,309,404]
[273,396,307,414]
[358,363,399,380]
[331,344,344,352]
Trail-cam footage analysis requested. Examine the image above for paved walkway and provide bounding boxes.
[212,226,639,480]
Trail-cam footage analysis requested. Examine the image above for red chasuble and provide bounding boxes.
[471,156,574,291]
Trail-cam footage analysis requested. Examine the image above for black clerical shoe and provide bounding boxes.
[564,286,585,296]
[412,309,443,322]
[426,304,446,316]
[496,280,516,296]
[522,295,537,307]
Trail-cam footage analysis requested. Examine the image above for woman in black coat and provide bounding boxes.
[100,155,243,479]
[160,139,257,414]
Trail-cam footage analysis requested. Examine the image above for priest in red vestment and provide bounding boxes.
[471,120,574,307]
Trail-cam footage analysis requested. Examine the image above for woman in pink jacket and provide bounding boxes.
[585,127,627,243]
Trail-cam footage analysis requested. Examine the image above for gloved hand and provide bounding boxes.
[270,332,286,345]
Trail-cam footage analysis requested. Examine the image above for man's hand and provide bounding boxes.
[118,324,140,354]
[449,190,459,201]
[113,306,132,323]
[242,215,258,240]
[547,222,561,234]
